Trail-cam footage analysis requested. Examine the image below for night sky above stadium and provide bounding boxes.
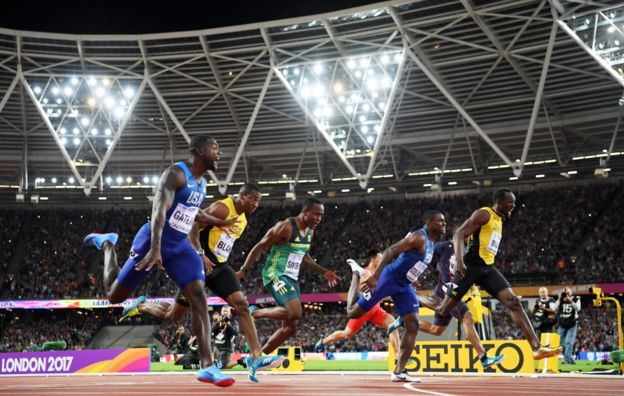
[0,0,382,34]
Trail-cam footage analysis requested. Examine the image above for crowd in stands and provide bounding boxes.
[0,309,117,352]
[1,181,622,299]
[1,181,623,357]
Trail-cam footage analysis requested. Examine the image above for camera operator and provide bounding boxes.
[170,325,190,355]
[212,306,240,369]
[530,287,556,340]
[552,287,581,364]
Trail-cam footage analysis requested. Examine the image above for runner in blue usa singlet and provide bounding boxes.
[116,161,207,290]
[356,227,434,317]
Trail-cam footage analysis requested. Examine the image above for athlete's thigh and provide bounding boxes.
[448,265,484,301]
[391,284,419,317]
[205,264,243,300]
[356,269,395,313]
[477,266,510,298]
[116,225,152,291]
[162,239,205,290]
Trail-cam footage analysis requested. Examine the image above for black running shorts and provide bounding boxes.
[174,264,243,306]
[446,263,510,301]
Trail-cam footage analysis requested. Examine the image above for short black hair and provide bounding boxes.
[367,249,380,259]
[422,210,442,224]
[239,183,261,195]
[188,135,215,153]
[302,197,323,211]
[493,188,513,203]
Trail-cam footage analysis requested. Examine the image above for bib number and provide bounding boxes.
[406,261,428,283]
[486,232,501,255]
[284,253,304,279]
[214,233,236,261]
[168,204,199,235]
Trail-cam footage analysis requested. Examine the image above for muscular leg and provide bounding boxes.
[137,302,172,320]
[260,299,302,355]
[497,287,540,350]
[461,311,485,356]
[437,295,460,317]
[102,241,119,289]
[323,327,355,345]
[182,280,214,368]
[137,301,189,323]
[381,315,401,353]
[418,319,445,336]
[252,306,290,320]
[395,313,418,373]
[346,272,361,312]
[226,291,263,361]
[102,242,133,304]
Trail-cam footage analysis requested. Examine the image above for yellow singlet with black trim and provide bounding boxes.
[199,196,247,264]
[464,207,502,266]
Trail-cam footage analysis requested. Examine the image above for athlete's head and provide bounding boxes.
[301,197,324,229]
[538,287,549,300]
[189,135,221,172]
[238,183,262,214]
[492,188,516,218]
[423,210,446,236]
[367,249,382,269]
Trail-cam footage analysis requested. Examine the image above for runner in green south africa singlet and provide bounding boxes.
[261,218,313,306]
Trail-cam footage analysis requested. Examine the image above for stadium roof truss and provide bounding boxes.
[0,0,623,199]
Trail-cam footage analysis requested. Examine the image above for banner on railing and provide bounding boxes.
[388,340,535,373]
[0,348,150,375]
[0,297,226,310]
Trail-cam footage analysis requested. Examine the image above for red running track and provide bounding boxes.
[0,373,623,395]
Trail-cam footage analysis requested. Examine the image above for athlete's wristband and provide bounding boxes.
[197,248,205,256]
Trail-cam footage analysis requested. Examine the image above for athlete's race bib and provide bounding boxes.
[213,232,236,261]
[284,252,304,280]
[406,260,428,283]
[486,231,502,255]
[168,204,199,234]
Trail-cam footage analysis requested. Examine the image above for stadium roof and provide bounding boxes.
[0,0,623,203]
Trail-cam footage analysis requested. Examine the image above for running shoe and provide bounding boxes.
[196,364,235,387]
[314,337,325,352]
[83,232,118,250]
[254,354,286,371]
[533,346,563,360]
[387,317,404,335]
[119,295,146,322]
[346,259,366,276]
[391,370,422,383]
[481,354,504,368]
[246,355,258,383]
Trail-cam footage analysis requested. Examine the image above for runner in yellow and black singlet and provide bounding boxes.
[436,188,562,360]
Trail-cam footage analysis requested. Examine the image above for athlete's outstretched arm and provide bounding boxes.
[188,202,230,250]
[302,254,340,287]
[452,209,489,277]
[195,203,239,231]
[237,220,290,277]
[135,165,184,271]
[367,233,424,290]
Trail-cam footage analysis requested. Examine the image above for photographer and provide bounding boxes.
[552,287,581,364]
[530,287,556,340]
[212,306,240,369]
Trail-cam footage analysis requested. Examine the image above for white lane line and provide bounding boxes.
[403,383,456,396]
